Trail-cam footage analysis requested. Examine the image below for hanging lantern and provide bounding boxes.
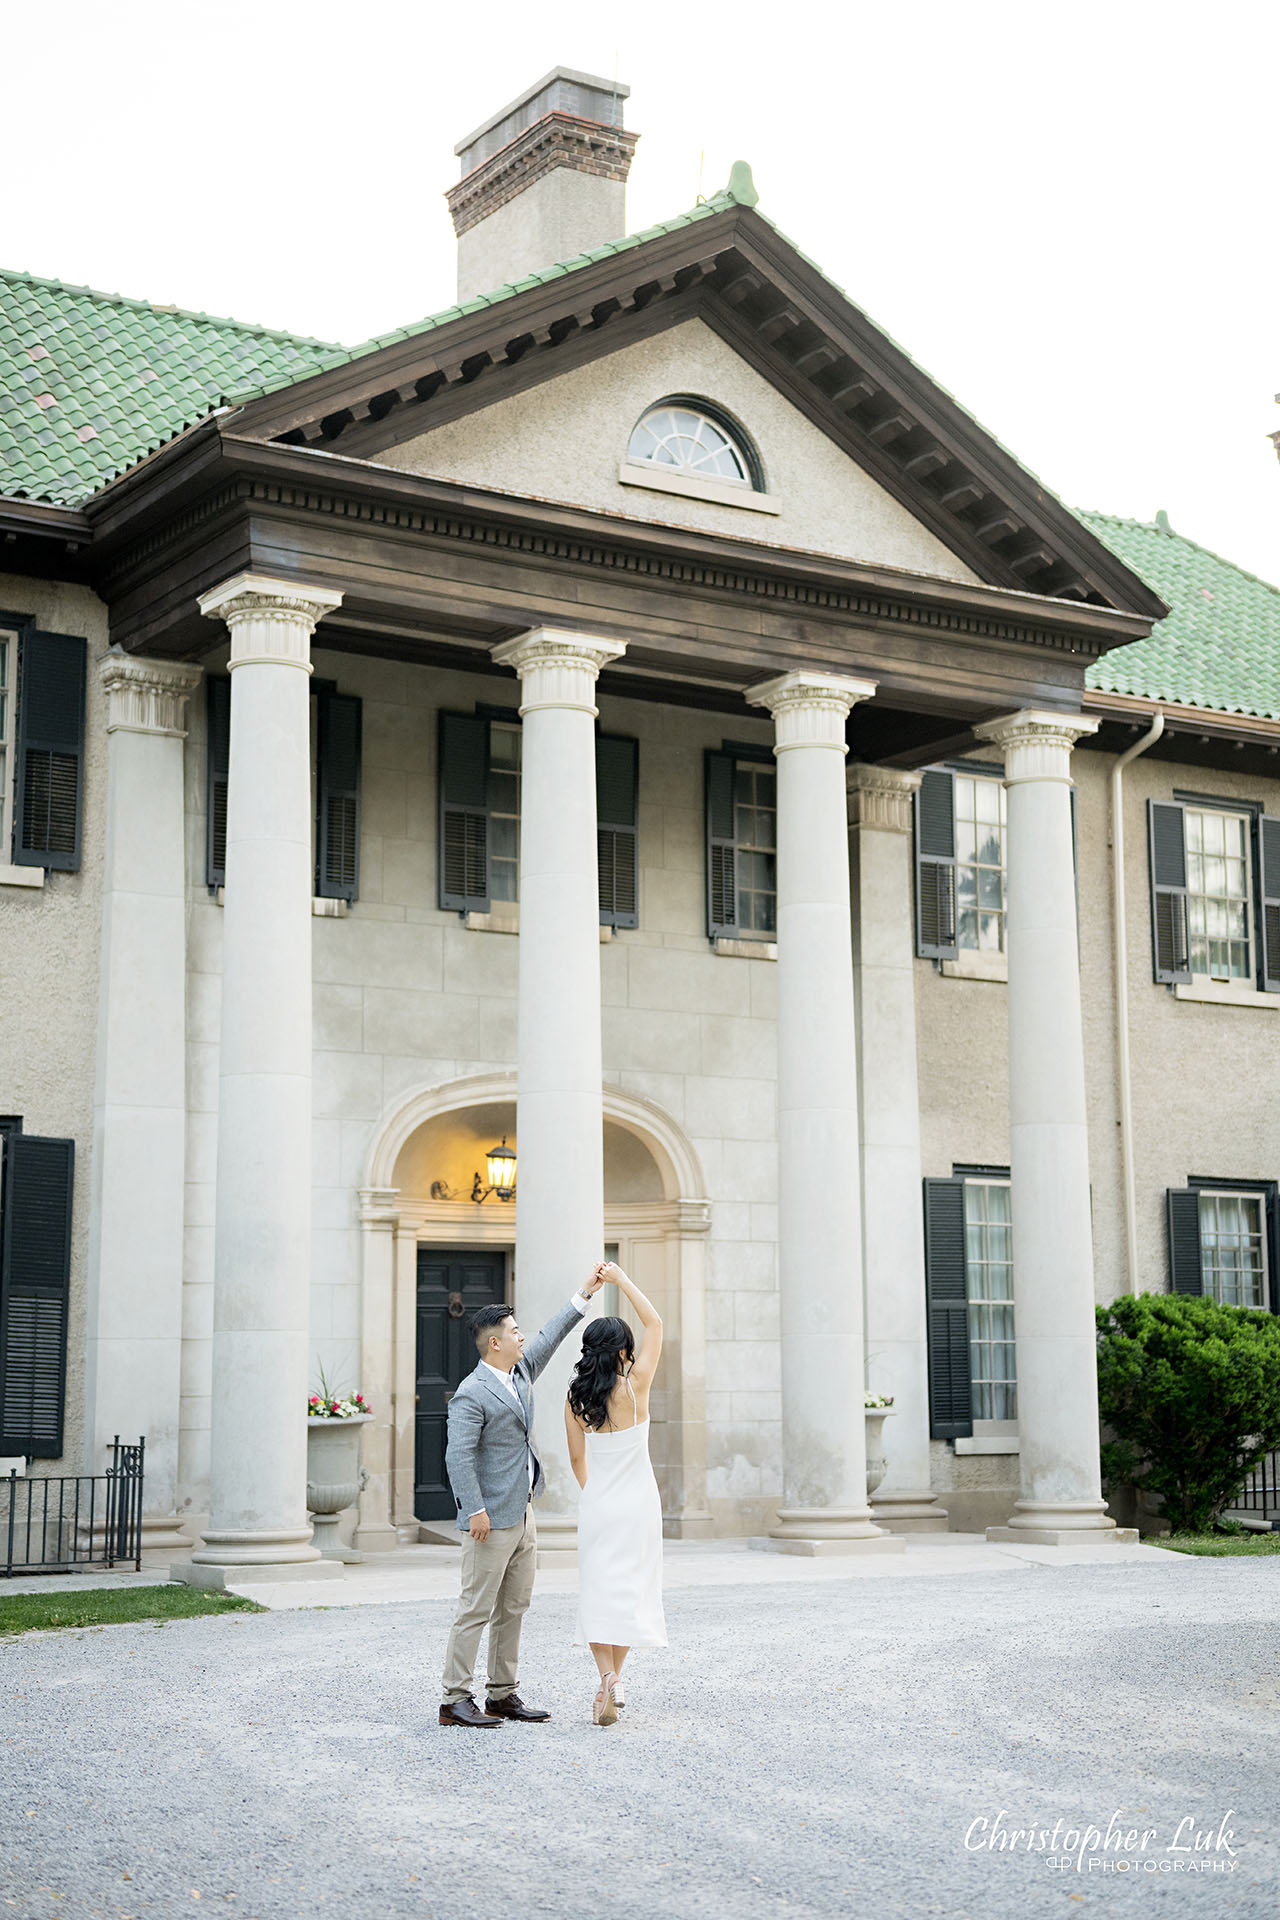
[486,1137,517,1200]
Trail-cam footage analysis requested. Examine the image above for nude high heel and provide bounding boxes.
[592,1672,619,1727]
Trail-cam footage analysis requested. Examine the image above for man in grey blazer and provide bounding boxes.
[439,1273,602,1727]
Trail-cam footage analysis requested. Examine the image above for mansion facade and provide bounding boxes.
[2,68,1278,1574]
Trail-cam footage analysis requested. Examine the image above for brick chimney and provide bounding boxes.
[447,67,638,302]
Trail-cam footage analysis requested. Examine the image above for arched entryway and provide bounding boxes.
[354,1073,712,1550]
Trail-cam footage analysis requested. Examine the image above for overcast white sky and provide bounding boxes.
[7,2,1279,581]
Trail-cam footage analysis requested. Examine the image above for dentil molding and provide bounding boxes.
[99,654,202,737]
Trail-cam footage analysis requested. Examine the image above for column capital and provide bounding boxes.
[99,654,202,738]
[973,708,1100,784]
[745,670,877,753]
[198,573,343,671]
[847,763,921,833]
[491,627,627,715]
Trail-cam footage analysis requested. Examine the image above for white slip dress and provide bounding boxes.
[573,1377,667,1650]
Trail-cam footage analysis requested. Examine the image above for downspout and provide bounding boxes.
[1111,709,1165,1294]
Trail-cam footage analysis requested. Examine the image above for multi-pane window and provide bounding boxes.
[1199,1190,1268,1308]
[627,402,751,484]
[955,772,1007,952]
[488,722,521,905]
[0,630,11,857]
[1185,806,1252,980]
[963,1180,1016,1419]
[734,761,777,935]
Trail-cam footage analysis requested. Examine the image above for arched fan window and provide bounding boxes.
[626,397,763,490]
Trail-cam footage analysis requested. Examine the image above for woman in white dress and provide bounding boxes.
[565,1261,666,1726]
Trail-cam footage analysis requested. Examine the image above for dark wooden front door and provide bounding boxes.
[415,1248,508,1521]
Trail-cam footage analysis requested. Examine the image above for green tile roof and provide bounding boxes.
[0,270,342,507]
[5,191,1279,732]
[0,173,764,507]
[1082,511,1280,722]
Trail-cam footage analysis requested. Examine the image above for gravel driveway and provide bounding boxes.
[3,1556,1277,1919]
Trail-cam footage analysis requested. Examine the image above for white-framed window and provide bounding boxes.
[1198,1189,1268,1308]
[963,1178,1016,1419]
[0,626,14,857]
[733,759,777,935]
[1185,805,1252,981]
[627,401,754,487]
[954,770,1007,952]
[488,721,521,905]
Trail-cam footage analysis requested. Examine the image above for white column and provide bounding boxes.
[179,574,343,1587]
[973,710,1134,1544]
[746,672,902,1556]
[848,765,947,1532]
[85,655,201,1549]
[490,627,626,1550]
[354,1186,401,1554]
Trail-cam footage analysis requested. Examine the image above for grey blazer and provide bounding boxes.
[444,1299,584,1531]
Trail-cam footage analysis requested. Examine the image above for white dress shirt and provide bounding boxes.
[469,1292,592,1517]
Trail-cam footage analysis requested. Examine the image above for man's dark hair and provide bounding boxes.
[471,1303,514,1355]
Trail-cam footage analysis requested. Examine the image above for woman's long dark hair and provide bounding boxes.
[568,1317,636,1431]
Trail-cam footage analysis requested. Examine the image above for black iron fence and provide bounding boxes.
[2,1436,145,1576]
[1230,1447,1280,1528]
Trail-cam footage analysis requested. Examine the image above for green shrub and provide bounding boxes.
[1096,1292,1280,1534]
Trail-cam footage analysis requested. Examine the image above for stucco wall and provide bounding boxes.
[379,317,982,584]
[0,574,110,1470]
[915,741,1280,1511]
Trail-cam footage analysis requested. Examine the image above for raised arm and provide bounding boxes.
[521,1267,604,1382]
[601,1262,663,1386]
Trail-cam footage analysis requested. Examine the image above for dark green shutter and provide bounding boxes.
[1148,801,1191,983]
[705,750,737,936]
[438,712,490,912]
[316,692,362,903]
[206,675,230,889]
[596,734,638,928]
[923,1177,972,1438]
[1167,1188,1203,1295]
[13,630,86,871]
[0,1134,74,1457]
[1257,816,1280,993]
[915,769,958,959]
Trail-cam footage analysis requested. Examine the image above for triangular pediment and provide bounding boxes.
[225,195,1163,618]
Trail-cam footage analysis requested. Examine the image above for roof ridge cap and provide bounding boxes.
[0,264,340,349]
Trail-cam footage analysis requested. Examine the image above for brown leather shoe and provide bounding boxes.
[439,1697,501,1727]
[484,1691,551,1722]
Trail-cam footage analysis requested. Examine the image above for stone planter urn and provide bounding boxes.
[306,1414,374,1563]
[865,1408,895,1498]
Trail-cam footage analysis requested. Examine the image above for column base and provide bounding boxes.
[762,1507,905,1555]
[988,1499,1135,1545]
[533,1514,578,1566]
[172,1557,345,1590]
[354,1523,405,1554]
[754,1534,906,1557]
[987,1525,1140,1547]
[180,1527,330,1584]
[662,1510,717,1540]
[870,1492,950,1534]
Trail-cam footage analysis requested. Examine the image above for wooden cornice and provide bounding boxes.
[208,202,1165,625]
[89,429,1158,679]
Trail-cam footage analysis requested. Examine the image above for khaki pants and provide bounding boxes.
[441,1505,537,1705]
